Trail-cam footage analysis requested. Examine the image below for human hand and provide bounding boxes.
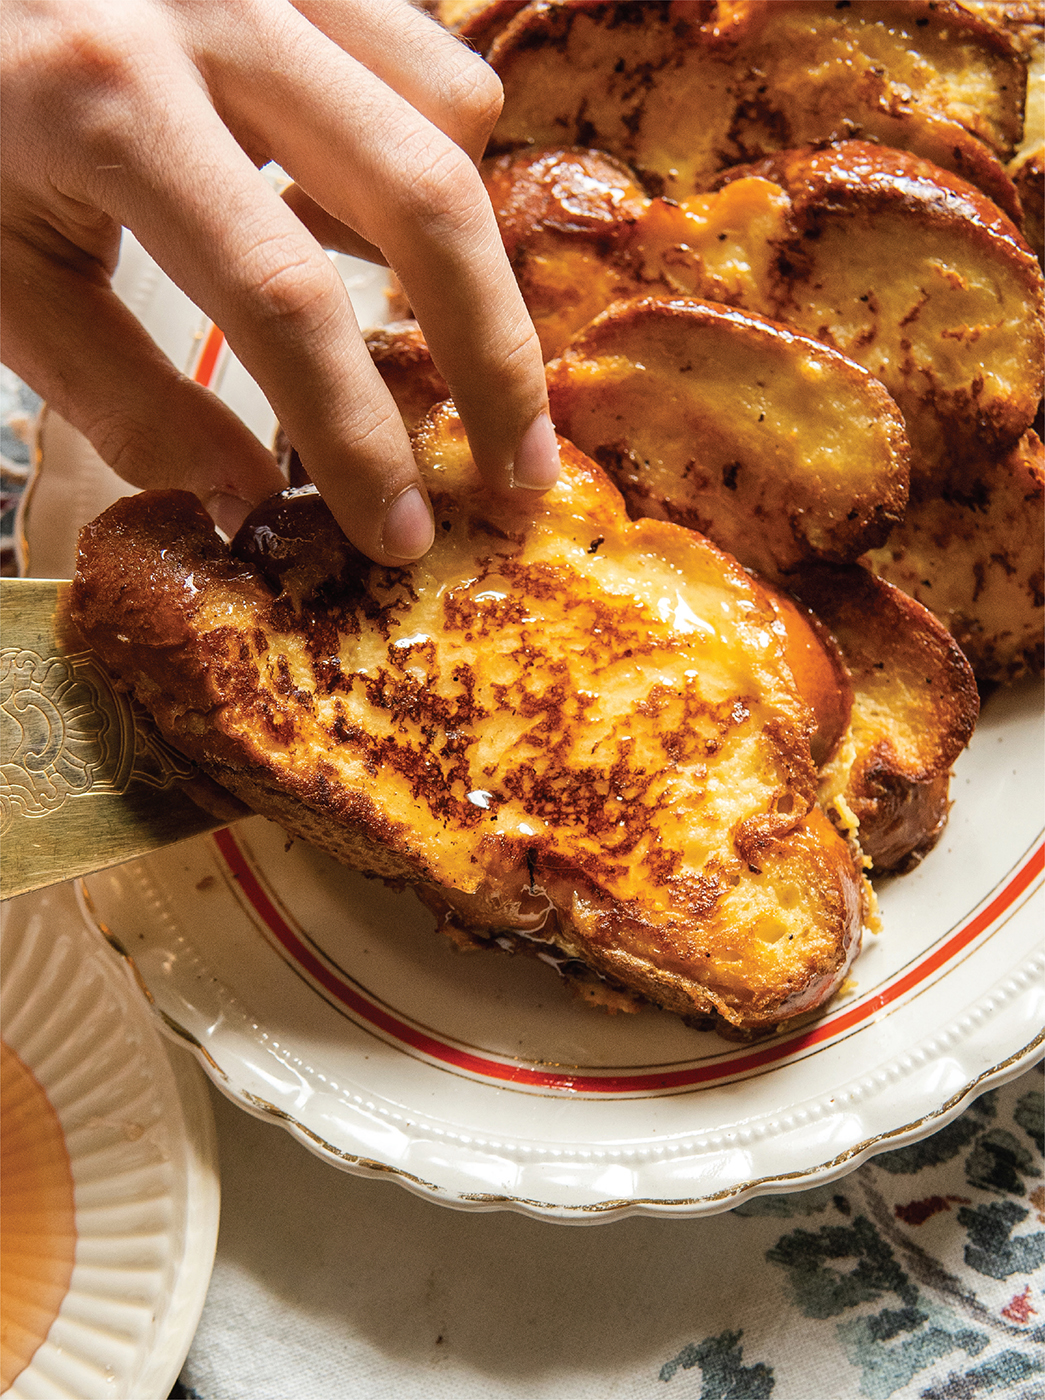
[0,0,559,561]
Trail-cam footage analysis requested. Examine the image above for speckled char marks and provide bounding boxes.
[486,0,1026,211]
[71,406,866,1033]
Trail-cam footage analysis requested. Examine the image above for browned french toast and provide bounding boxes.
[483,141,1045,492]
[485,0,1026,218]
[535,295,978,869]
[282,310,976,869]
[865,430,1045,684]
[477,137,1043,684]
[711,142,1044,492]
[544,295,910,580]
[71,407,868,1034]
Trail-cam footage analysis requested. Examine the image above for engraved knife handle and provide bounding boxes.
[1,578,234,899]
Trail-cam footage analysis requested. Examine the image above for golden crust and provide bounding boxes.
[1011,147,1044,261]
[865,430,1045,683]
[714,142,1044,486]
[961,1,1043,60]
[488,0,1025,216]
[485,140,1045,493]
[430,0,530,50]
[545,294,910,580]
[758,587,853,774]
[483,147,657,360]
[537,290,976,868]
[793,566,980,873]
[482,139,1041,687]
[70,411,866,1033]
[363,322,451,430]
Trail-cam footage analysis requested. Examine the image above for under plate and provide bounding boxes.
[0,884,220,1396]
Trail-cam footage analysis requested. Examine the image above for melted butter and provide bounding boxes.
[0,1040,76,1391]
[628,178,792,303]
[657,592,716,639]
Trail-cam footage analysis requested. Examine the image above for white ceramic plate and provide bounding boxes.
[75,671,1043,1221]
[0,884,220,1397]
[23,237,1045,1223]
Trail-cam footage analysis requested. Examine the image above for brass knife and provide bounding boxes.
[1,577,242,900]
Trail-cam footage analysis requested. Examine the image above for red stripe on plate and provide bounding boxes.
[194,324,225,388]
[213,830,1043,1094]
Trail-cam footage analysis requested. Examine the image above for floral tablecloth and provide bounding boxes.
[168,1066,1043,1400]
[3,371,1042,1400]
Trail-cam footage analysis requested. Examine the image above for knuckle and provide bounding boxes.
[13,8,167,180]
[448,58,504,142]
[241,234,341,332]
[45,14,150,110]
[401,138,489,242]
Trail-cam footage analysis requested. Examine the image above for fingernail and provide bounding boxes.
[511,412,561,491]
[382,486,435,561]
[207,492,253,539]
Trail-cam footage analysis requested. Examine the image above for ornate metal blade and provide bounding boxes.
[1,578,238,899]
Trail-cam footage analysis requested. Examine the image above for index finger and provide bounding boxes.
[208,6,559,494]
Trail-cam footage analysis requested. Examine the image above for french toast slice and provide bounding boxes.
[792,567,981,873]
[864,430,1045,684]
[484,142,1045,491]
[712,142,1045,491]
[486,0,1025,217]
[535,295,977,866]
[70,406,867,1034]
[483,147,660,361]
[544,295,910,580]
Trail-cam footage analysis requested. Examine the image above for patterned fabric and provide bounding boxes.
[169,1066,1044,1400]
[0,367,40,576]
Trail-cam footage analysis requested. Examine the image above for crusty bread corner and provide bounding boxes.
[71,406,867,1033]
[793,566,981,874]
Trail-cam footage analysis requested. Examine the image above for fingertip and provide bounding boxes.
[380,484,436,561]
[510,411,561,492]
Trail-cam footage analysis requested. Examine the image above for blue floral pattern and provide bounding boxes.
[0,367,39,577]
[660,1072,1044,1399]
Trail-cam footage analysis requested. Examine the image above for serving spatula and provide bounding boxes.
[1,577,243,900]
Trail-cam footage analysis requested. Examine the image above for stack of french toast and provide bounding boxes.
[71,0,1043,1039]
